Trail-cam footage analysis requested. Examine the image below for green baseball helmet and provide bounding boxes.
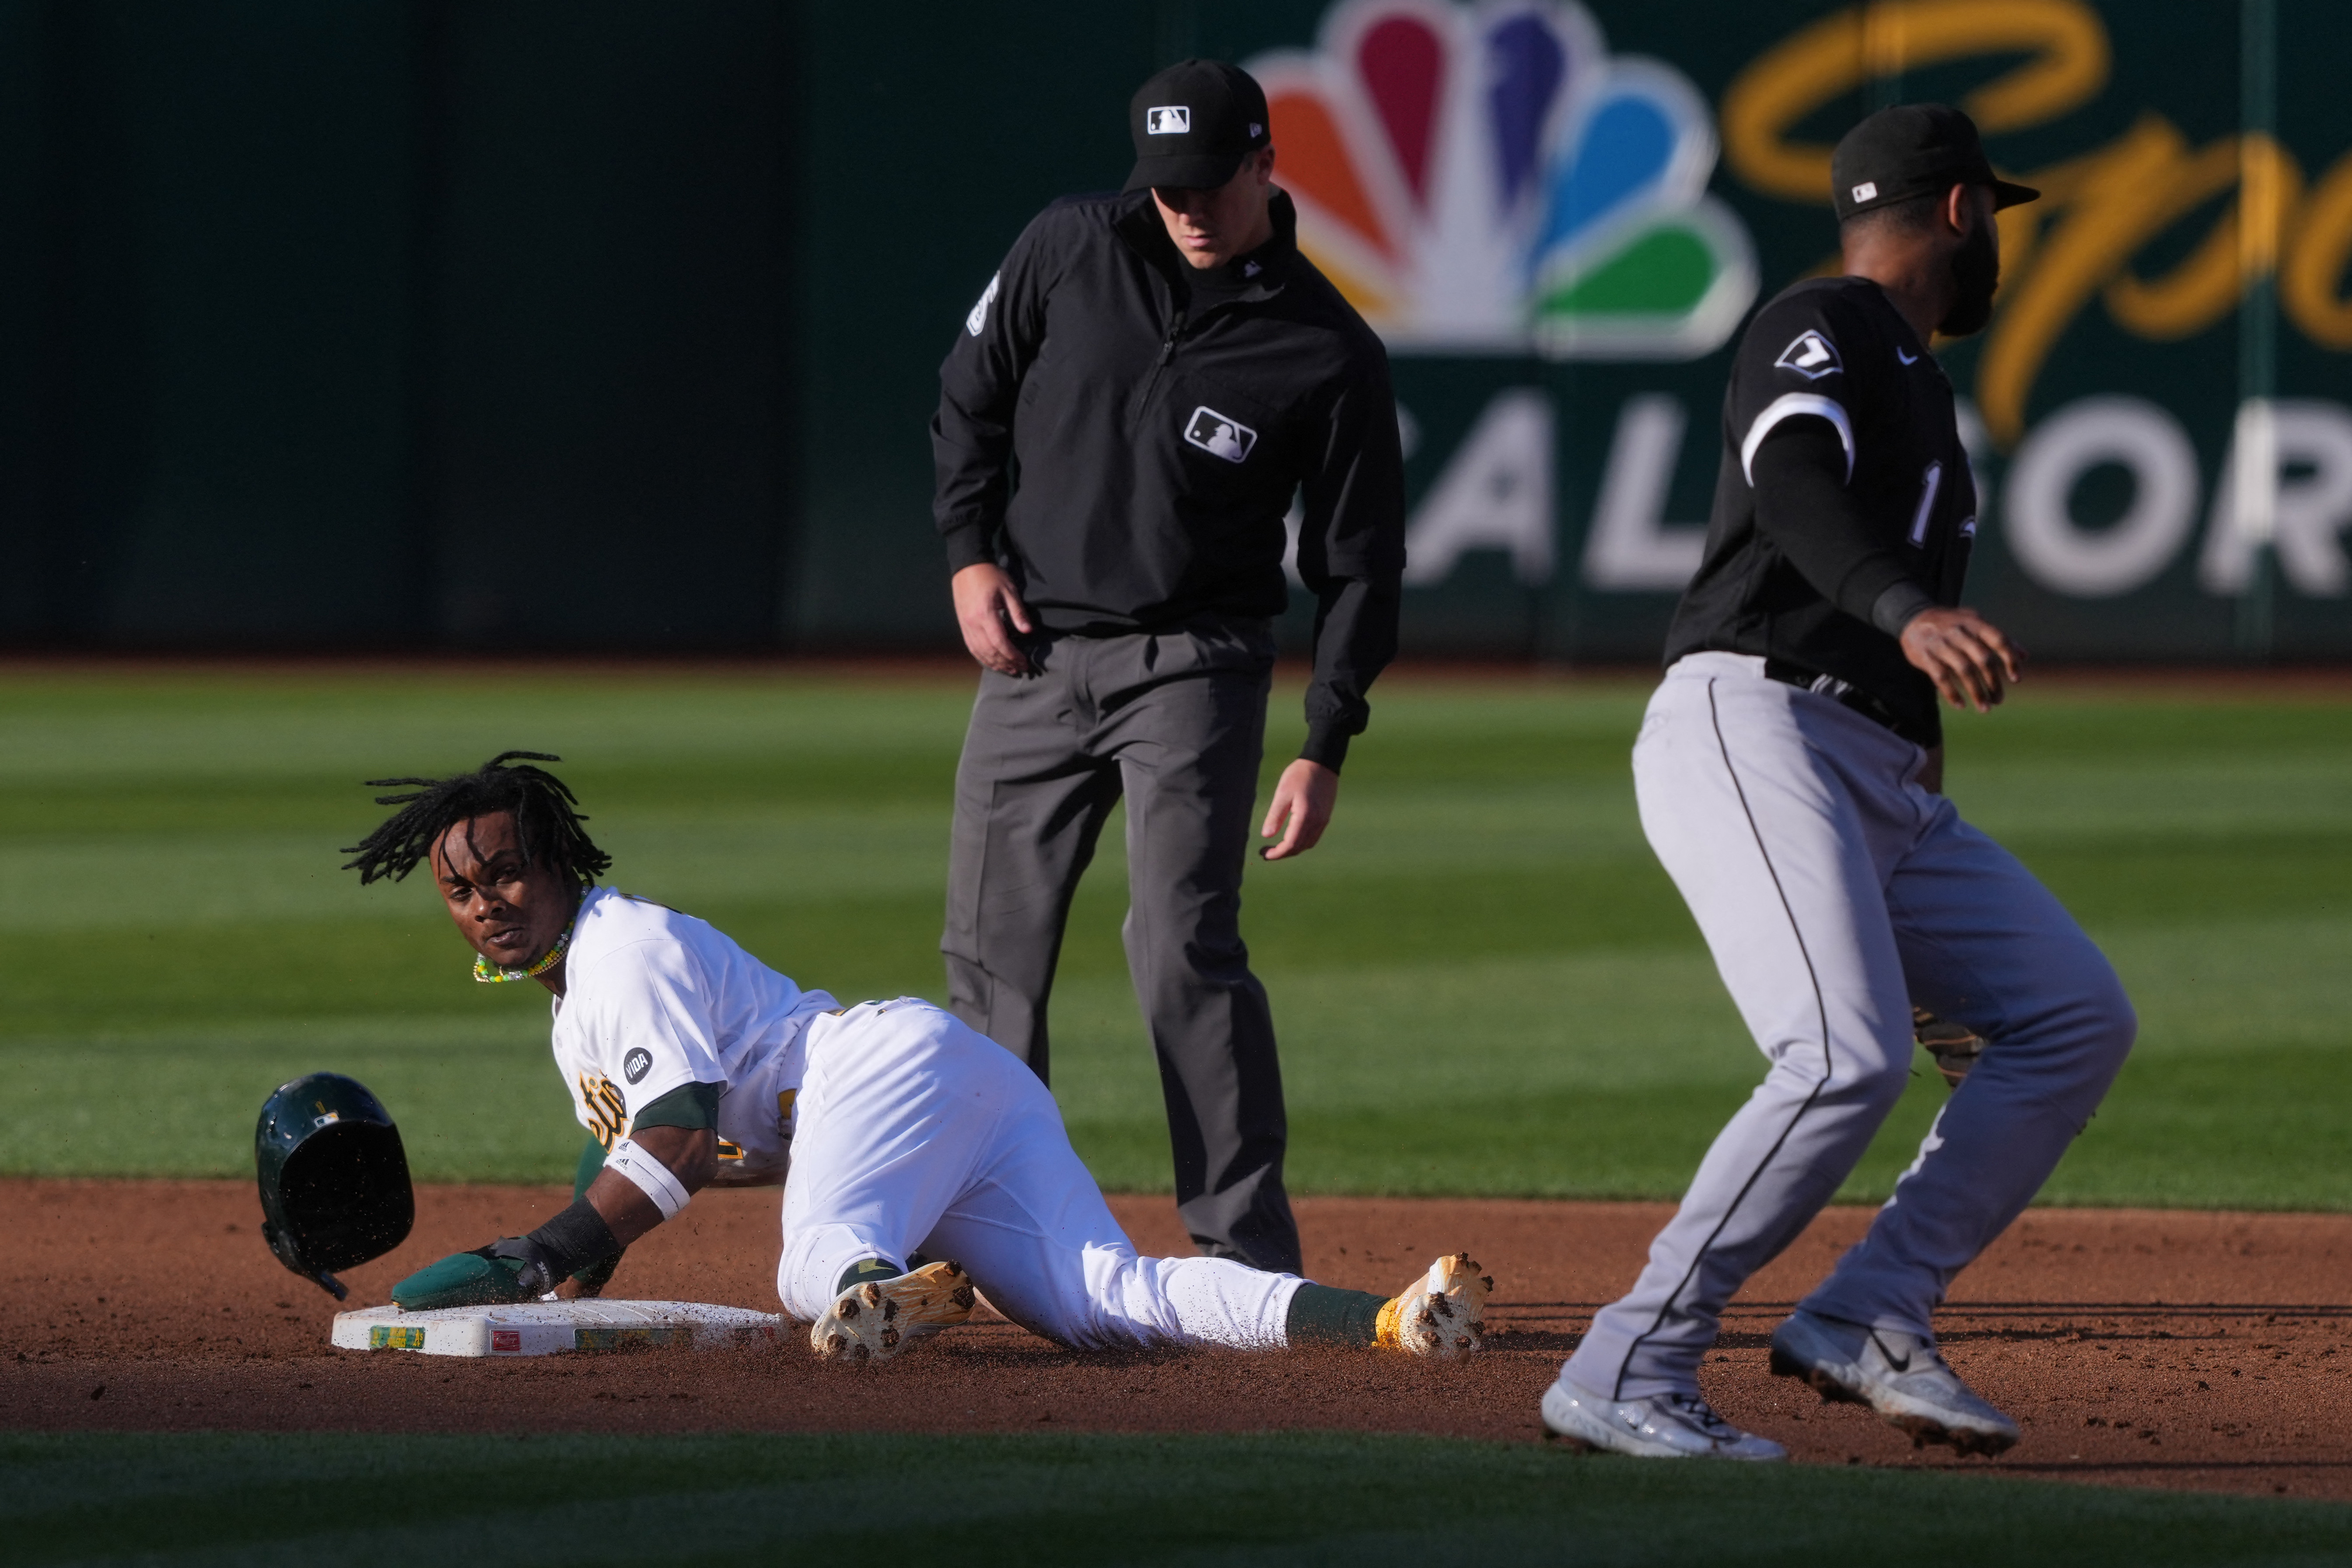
[255,1072,415,1300]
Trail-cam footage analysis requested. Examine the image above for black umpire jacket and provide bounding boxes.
[931,189,1406,770]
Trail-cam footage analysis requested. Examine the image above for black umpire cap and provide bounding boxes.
[1123,59,1271,193]
[1831,103,2039,221]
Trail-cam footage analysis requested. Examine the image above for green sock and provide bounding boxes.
[836,1257,904,1295]
[1284,1282,1390,1348]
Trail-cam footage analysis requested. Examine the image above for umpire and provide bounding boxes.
[930,59,1406,1273]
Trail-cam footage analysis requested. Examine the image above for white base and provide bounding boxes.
[332,1299,787,1357]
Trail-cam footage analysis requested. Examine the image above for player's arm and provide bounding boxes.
[392,948,736,1310]
[1748,426,2020,712]
[566,1074,738,1295]
[1264,356,1407,860]
[390,1108,713,1311]
[582,1122,713,1246]
[579,1078,719,1247]
[1734,299,1916,620]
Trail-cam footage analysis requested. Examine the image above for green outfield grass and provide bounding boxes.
[4,1431,2345,1566]
[0,665,2346,1208]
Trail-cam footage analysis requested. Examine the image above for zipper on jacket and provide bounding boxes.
[1131,306,1186,433]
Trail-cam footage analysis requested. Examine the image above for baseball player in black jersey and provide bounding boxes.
[1543,106,2137,1461]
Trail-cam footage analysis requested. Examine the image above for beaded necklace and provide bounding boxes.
[473,923,573,984]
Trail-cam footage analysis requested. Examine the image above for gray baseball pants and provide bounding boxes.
[1564,652,2135,1402]
[942,612,1302,1274]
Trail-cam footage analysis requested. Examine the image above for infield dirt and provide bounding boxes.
[5,1180,2347,1502]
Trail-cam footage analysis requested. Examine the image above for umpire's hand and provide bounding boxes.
[1260,759,1339,861]
[1901,606,2024,713]
[954,563,1036,676]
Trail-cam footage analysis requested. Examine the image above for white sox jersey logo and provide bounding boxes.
[1773,329,1842,380]
[1146,105,1191,134]
[1184,406,1256,462]
[964,272,1000,337]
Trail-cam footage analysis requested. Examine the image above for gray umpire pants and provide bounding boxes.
[942,612,1302,1274]
[1564,652,2136,1402]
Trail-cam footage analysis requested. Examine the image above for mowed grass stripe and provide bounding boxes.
[2,1431,2345,1567]
[0,669,2344,1207]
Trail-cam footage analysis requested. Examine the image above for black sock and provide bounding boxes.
[1284,1282,1389,1348]
[835,1257,904,1296]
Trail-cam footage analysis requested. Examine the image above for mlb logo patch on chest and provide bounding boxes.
[1774,329,1842,380]
[1184,406,1256,463]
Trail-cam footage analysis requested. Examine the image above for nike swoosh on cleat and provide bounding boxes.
[1870,1330,1912,1372]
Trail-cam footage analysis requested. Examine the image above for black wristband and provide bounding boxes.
[487,1199,620,1293]
[1869,580,1937,638]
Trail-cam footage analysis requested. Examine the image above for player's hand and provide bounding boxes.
[1900,607,2023,713]
[952,563,1035,677]
[390,1247,538,1311]
[1260,759,1339,861]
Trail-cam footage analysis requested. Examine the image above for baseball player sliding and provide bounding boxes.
[346,753,1488,1362]
[1543,106,2136,1460]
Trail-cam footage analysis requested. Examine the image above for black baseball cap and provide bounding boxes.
[1122,59,1271,194]
[1831,103,2038,221]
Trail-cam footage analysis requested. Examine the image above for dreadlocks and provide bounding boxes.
[340,751,612,888]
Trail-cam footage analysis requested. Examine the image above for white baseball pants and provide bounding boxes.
[1564,654,2135,1402]
[774,998,1301,1350]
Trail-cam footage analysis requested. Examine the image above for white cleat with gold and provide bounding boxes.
[809,1260,977,1363]
[1376,1252,1492,1359]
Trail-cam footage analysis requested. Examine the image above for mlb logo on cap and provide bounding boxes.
[1125,60,1272,193]
[1830,104,2039,221]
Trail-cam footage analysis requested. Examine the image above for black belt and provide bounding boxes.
[1762,659,1934,747]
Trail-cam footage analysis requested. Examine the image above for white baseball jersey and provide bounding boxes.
[550,885,838,1183]
[543,890,1305,1351]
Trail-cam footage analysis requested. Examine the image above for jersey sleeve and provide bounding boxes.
[582,938,732,1130]
[1730,291,1932,633]
[1727,290,1873,486]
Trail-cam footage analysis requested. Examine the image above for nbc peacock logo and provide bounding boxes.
[1249,0,1757,360]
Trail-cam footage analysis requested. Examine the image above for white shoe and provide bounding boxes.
[1770,1309,2019,1456]
[1541,1378,1787,1461]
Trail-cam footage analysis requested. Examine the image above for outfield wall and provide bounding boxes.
[6,1,2351,661]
